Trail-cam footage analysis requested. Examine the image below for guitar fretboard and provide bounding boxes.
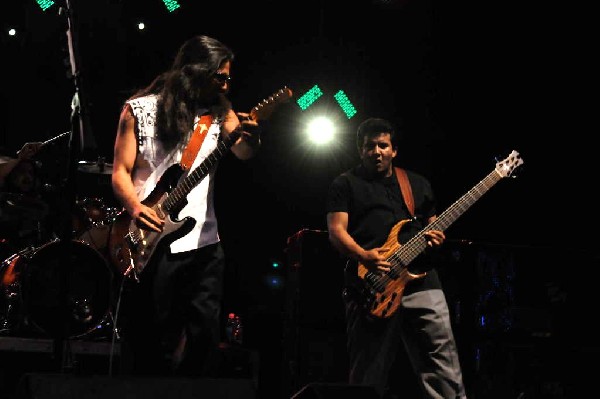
[163,129,242,213]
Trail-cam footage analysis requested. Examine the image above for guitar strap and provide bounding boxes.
[180,114,213,170]
[394,167,415,217]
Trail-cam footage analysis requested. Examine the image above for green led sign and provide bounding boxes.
[296,85,323,111]
[334,90,357,119]
[297,85,358,118]
[162,0,181,12]
[36,0,55,11]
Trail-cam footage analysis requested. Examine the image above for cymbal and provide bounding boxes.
[78,160,113,175]
[1,155,16,165]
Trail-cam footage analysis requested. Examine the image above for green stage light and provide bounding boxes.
[36,0,55,11]
[162,0,181,12]
[334,90,357,119]
[296,85,323,111]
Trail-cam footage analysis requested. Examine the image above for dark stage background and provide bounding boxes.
[1,1,596,398]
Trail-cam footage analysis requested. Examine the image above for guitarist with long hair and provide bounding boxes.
[326,117,467,398]
[111,35,261,377]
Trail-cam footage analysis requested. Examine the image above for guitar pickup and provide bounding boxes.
[364,271,385,293]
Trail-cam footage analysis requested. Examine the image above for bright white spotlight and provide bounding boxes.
[8,28,16,36]
[137,22,145,30]
[306,116,335,145]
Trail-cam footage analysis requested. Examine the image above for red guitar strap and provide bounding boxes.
[180,114,213,170]
[394,167,415,217]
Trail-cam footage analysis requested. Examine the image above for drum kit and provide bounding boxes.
[0,137,123,340]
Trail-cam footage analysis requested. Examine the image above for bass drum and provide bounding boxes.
[0,239,113,338]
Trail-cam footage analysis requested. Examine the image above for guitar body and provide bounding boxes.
[108,164,195,279]
[357,219,427,319]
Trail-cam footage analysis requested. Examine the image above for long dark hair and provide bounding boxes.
[131,35,234,151]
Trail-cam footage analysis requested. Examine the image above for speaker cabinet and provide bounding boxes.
[14,373,257,399]
[284,229,346,329]
[282,230,349,397]
[291,382,379,399]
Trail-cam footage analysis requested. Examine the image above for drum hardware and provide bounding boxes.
[73,197,123,255]
[77,158,113,175]
[72,197,117,234]
[0,238,113,339]
[75,157,117,209]
[1,154,122,339]
[0,0,124,376]
[0,192,49,219]
[0,288,18,333]
[0,246,36,334]
[0,155,14,165]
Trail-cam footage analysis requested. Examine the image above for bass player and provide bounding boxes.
[326,117,467,398]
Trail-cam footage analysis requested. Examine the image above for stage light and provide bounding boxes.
[162,0,181,12]
[306,116,335,145]
[334,90,357,119]
[35,0,55,11]
[297,85,323,111]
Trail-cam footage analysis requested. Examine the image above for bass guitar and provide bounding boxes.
[108,87,293,281]
[358,150,524,319]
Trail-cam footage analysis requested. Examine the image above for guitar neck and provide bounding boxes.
[394,168,504,265]
[159,86,292,214]
[163,129,242,213]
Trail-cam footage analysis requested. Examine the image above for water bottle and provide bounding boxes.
[226,312,243,345]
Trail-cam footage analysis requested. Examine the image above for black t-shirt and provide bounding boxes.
[326,164,442,293]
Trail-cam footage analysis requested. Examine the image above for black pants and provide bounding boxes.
[119,242,225,377]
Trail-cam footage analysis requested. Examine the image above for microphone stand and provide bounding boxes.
[54,0,97,372]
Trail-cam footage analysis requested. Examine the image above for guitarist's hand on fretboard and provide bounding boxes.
[237,111,261,146]
[227,109,261,160]
[423,229,445,250]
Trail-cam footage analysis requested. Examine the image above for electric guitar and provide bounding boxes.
[108,87,293,280]
[358,150,524,319]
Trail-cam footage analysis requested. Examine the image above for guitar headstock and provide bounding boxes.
[250,86,293,122]
[495,150,524,178]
